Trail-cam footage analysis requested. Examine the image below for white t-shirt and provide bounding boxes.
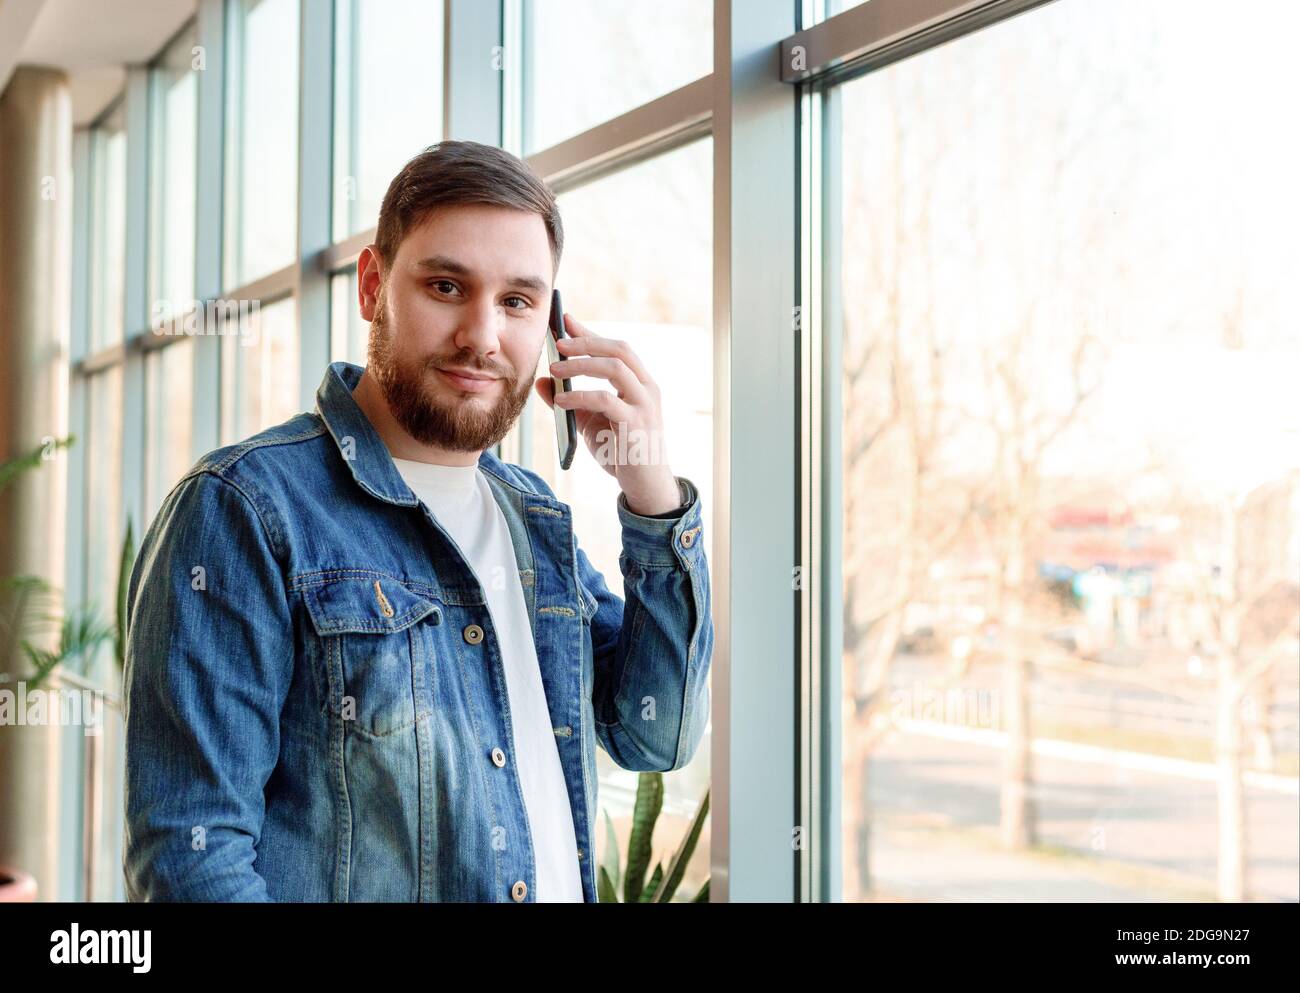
[391,456,583,903]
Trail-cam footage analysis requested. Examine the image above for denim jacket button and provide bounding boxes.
[511,880,528,902]
[680,527,699,548]
[491,747,506,767]
[463,623,484,644]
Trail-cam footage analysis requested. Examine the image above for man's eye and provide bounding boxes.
[503,296,529,310]
[429,279,459,295]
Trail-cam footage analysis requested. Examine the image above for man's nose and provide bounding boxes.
[452,296,504,359]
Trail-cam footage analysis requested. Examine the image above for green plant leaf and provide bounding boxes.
[0,436,76,683]
[654,787,710,903]
[115,518,136,672]
[623,771,662,904]
[692,878,710,902]
[62,605,115,672]
[14,600,112,690]
[0,435,74,493]
[0,575,56,598]
[1,576,63,684]
[20,642,63,690]
[639,861,664,902]
[600,806,621,894]
[0,576,55,673]
[597,865,619,903]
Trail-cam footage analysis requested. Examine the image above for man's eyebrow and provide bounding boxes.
[412,255,547,293]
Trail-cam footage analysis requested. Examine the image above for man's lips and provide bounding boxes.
[436,367,501,393]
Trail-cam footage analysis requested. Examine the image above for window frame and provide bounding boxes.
[66,0,1060,904]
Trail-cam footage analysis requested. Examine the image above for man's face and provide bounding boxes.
[362,202,553,454]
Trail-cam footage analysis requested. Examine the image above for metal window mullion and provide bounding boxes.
[798,73,841,904]
[781,0,1055,86]
[712,0,801,903]
[327,0,353,243]
[317,229,373,274]
[142,349,158,516]
[296,0,334,412]
[70,129,92,365]
[145,63,164,314]
[817,81,844,904]
[67,125,92,617]
[85,128,103,353]
[121,64,151,542]
[65,127,91,608]
[193,0,227,459]
[447,0,505,147]
[493,0,522,461]
[525,76,711,194]
[221,0,245,293]
[514,0,531,155]
[798,61,814,909]
[346,0,361,234]
[64,375,89,901]
[226,265,296,309]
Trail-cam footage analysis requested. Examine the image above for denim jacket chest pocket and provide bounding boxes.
[299,574,443,738]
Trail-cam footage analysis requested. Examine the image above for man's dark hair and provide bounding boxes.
[374,139,563,277]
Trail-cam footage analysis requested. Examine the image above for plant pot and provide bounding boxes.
[0,865,38,902]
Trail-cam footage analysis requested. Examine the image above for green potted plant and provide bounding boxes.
[0,438,135,901]
[598,771,710,902]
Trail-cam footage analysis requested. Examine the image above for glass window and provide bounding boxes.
[148,23,199,326]
[815,0,867,23]
[224,0,300,287]
[144,339,197,518]
[330,269,368,365]
[525,138,713,892]
[89,100,127,352]
[832,0,1300,902]
[332,0,444,241]
[523,0,711,153]
[83,366,125,682]
[221,296,300,442]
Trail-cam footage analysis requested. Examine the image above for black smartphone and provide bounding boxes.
[546,289,578,470]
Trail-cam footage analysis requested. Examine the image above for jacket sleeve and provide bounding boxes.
[122,470,293,902]
[518,466,713,772]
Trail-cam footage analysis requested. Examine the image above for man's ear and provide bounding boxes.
[357,246,384,322]
[535,376,555,408]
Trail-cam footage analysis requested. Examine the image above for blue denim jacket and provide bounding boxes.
[122,361,712,902]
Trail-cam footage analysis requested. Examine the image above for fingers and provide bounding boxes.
[557,313,653,384]
[553,388,635,423]
[548,354,648,402]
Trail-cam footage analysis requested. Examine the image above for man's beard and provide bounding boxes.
[367,288,535,453]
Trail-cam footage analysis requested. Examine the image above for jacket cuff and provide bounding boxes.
[616,475,705,568]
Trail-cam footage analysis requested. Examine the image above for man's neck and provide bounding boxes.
[352,367,482,467]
